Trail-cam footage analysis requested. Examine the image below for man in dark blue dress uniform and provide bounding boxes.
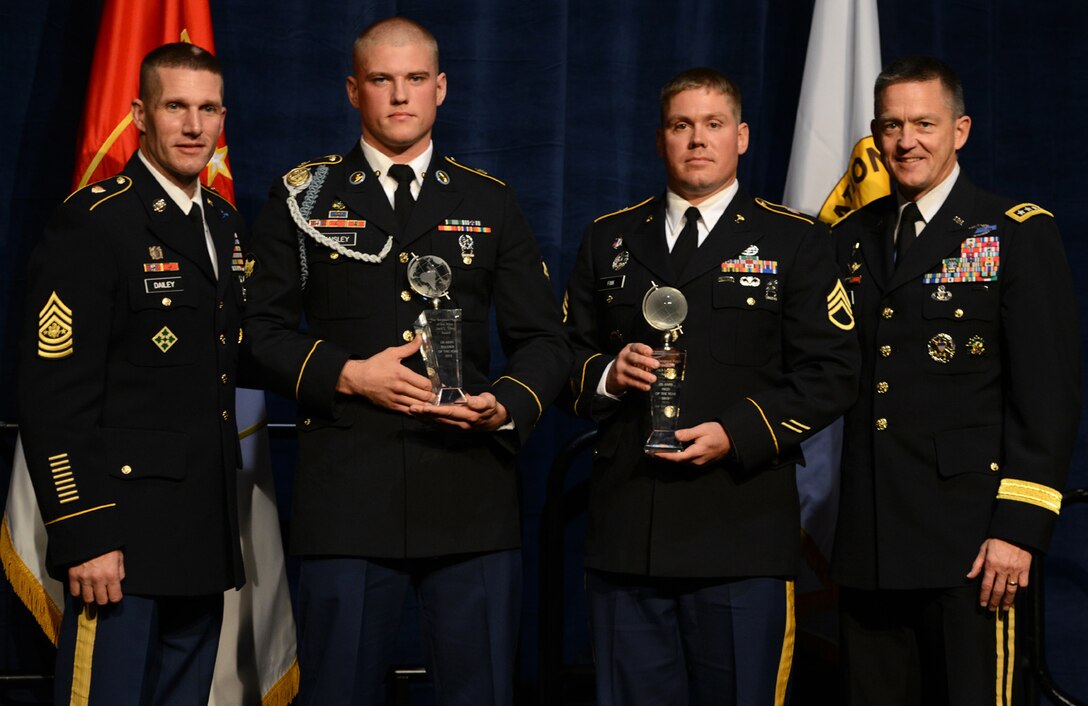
[242,17,569,706]
[19,43,245,706]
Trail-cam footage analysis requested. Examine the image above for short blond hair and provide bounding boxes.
[352,17,439,73]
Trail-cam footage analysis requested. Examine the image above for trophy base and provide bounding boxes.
[644,430,685,453]
[435,387,468,406]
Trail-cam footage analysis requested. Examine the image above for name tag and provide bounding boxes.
[324,232,357,246]
[144,277,183,293]
[596,275,626,291]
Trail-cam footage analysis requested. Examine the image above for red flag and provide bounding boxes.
[71,0,235,203]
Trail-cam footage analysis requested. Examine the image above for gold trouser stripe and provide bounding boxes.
[774,580,796,706]
[70,603,98,706]
[994,607,1016,706]
[294,340,324,400]
[746,397,779,456]
[238,416,268,441]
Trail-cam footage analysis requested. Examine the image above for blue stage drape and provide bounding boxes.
[3,1,1086,701]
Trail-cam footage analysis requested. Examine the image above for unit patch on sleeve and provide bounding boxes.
[38,291,74,359]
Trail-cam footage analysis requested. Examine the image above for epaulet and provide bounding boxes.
[1005,202,1053,223]
[283,154,343,187]
[754,197,815,225]
[63,175,133,212]
[443,156,506,186]
[593,196,655,223]
[202,184,237,211]
[829,206,864,229]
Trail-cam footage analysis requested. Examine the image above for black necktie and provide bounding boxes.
[894,201,922,267]
[189,203,205,235]
[671,206,700,275]
[389,164,415,232]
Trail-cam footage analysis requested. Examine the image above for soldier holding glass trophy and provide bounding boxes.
[563,67,859,704]
[242,17,569,705]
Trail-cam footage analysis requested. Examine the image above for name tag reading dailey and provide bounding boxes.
[144,277,183,293]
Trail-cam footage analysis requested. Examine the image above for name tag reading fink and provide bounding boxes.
[144,276,183,293]
[597,275,626,291]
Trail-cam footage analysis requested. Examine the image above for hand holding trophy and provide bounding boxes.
[408,255,468,405]
[642,283,689,452]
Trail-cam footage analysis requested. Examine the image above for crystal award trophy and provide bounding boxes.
[408,255,467,405]
[642,284,689,452]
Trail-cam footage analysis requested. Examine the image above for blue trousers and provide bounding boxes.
[587,570,794,706]
[296,550,521,706]
[53,592,223,706]
[840,585,1022,706]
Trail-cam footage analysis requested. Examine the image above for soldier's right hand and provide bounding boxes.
[68,549,125,605]
[336,337,435,413]
[605,342,660,395]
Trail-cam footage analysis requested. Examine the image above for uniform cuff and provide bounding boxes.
[296,340,352,416]
[492,375,543,446]
[989,496,1060,554]
[716,397,781,471]
[44,504,123,580]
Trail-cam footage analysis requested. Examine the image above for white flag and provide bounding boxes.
[784,0,886,220]
[782,0,887,649]
[210,388,299,706]
[1,388,298,706]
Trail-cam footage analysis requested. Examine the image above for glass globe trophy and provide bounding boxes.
[408,255,467,405]
[642,284,689,452]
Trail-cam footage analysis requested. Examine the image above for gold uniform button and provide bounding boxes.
[746,297,757,306]
[399,252,410,264]
[990,462,1000,472]
[882,306,894,319]
[876,381,889,394]
[875,418,888,431]
[879,345,892,357]
[330,252,340,260]
[121,465,132,475]
[222,410,230,421]
[161,297,172,307]
[220,373,228,384]
[954,308,964,318]
[219,334,227,344]
[400,290,412,302]
[402,329,414,342]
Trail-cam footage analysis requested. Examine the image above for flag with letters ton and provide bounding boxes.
[0,1,297,704]
[781,0,887,655]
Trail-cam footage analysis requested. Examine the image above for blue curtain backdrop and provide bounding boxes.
[3,0,1086,701]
